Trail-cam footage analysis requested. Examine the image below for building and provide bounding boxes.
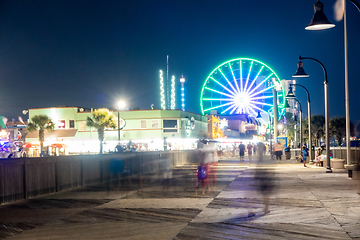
[25,107,208,154]
[207,115,224,139]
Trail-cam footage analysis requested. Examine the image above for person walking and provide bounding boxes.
[208,142,218,191]
[247,143,253,161]
[301,146,307,167]
[274,142,284,161]
[257,142,266,162]
[239,142,245,161]
[254,145,275,215]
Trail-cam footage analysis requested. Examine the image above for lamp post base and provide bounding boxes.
[325,167,332,173]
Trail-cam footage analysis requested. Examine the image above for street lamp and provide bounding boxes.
[117,101,126,145]
[305,0,360,168]
[293,56,332,173]
[287,84,313,162]
[305,0,335,30]
[293,98,303,150]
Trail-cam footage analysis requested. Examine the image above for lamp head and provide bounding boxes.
[286,86,296,98]
[256,111,262,119]
[293,60,309,77]
[305,0,335,30]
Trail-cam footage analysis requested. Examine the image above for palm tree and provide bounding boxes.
[86,108,117,154]
[311,115,325,147]
[330,117,354,146]
[284,112,298,142]
[302,118,309,144]
[27,115,55,151]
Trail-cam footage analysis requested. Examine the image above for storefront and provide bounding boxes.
[25,107,208,155]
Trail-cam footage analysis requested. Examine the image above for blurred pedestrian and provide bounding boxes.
[247,143,253,161]
[162,158,172,189]
[274,141,283,161]
[201,142,213,194]
[253,151,275,215]
[255,168,274,214]
[115,144,124,152]
[356,164,360,195]
[257,142,266,161]
[195,140,209,195]
[239,142,245,161]
[209,142,218,191]
[315,147,321,166]
[302,146,307,167]
[107,158,124,192]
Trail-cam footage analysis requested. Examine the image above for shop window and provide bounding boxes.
[58,120,65,129]
[140,120,147,129]
[79,121,86,131]
[152,120,159,128]
[69,120,75,128]
[163,119,178,133]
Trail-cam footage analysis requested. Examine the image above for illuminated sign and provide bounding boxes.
[58,120,65,129]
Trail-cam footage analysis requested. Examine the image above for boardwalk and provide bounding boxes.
[1,157,359,239]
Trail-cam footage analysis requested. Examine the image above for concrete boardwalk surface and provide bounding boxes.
[1,157,360,239]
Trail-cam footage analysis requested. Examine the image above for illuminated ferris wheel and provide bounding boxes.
[200,58,285,123]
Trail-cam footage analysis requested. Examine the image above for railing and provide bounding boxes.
[290,147,360,164]
[0,150,198,205]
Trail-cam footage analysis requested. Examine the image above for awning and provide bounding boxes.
[26,129,78,139]
[51,143,67,148]
[23,143,40,148]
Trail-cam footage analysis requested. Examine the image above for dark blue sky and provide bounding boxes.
[0,0,359,122]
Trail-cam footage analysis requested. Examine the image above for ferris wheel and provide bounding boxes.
[200,58,285,123]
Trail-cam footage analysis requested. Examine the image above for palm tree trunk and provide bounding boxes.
[98,128,104,154]
[39,128,44,154]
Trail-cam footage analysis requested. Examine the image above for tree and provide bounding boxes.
[27,115,55,150]
[86,108,117,154]
[302,118,309,144]
[311,115,325,147]
[330,117,354,146]
[284,112,298,142]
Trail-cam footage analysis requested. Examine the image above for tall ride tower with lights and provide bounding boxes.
[180,75,185,111]
[159,55,176,110]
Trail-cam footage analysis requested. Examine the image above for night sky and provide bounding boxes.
[0,0,359,123]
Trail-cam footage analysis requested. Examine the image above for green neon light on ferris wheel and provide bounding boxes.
[200,57,285,119]
[244,61,253,93]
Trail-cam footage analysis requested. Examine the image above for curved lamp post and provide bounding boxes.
[117,101,126,145]
[287,84,313,162]
[305,0,360,166]
[293,56,332,173]
[285,98,303,150]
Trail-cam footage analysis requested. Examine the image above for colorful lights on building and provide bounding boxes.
[180,75,185,111]
[160,70,165,110]
[171,75,175,110]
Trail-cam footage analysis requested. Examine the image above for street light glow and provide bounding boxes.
[305,24,335,30]
[117,101,125,109]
